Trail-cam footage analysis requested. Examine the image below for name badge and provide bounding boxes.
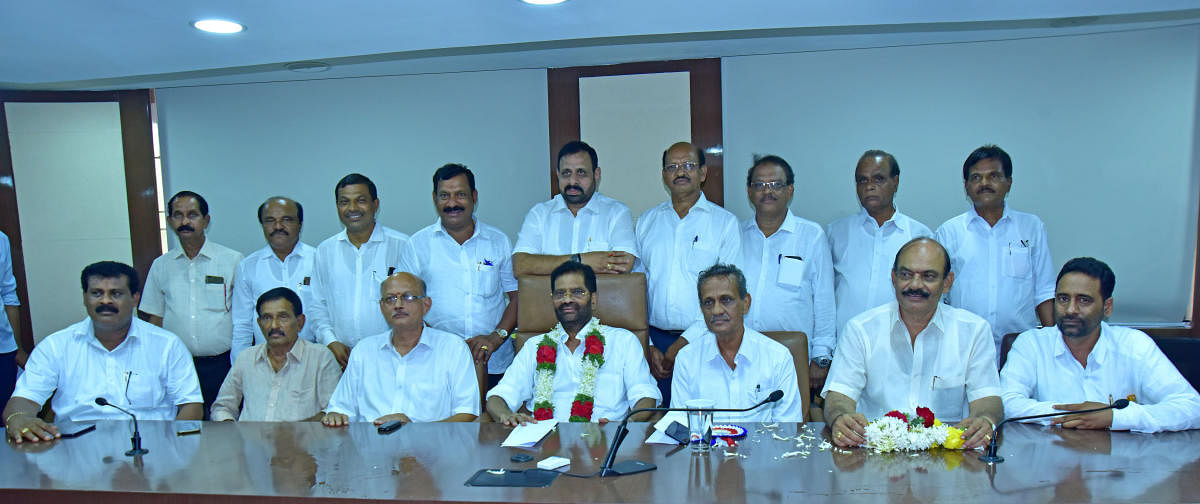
[205,275,224,284]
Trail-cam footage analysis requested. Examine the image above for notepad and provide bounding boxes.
[500,421,557,448]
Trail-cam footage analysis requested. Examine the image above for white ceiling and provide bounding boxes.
[2,0,1199,90]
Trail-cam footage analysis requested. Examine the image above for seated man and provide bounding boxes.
[671,263,804,422]
[486,262,659,425]
[1001,257,1200,432]
[823,237,1001,449]
[212,287,342,421]
[322,272,478,425]
[4,261,202,443]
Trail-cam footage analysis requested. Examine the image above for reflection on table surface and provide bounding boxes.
[2,420,1198,503]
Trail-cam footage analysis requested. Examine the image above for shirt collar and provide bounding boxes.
[254,338,307,365]
[549,193,602,216]
[261,243,311,264]
[967,204,1011,227]
[1053,322,1113,366]
[76,317,141,350]
[171,238,214,260]
[857,206,907,233]
[888,302,946,341]
[702,325,756,366]
[434,217,481,242]
[336,223,386,244]
[379,328,434,356]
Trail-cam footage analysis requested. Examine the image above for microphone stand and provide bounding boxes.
[978,399,1128,464]
[597,391,784,477]
[95,397,149,456]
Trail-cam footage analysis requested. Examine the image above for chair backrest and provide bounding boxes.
[513,273,648,354]
[1153,336,1200,393]
[998,332,1021,371]
[761,330,810,420]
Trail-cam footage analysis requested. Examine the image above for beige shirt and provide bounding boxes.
[140,239,244,356]
[211,338,342,422]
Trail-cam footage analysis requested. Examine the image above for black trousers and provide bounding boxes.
[649,326,684,408]
[194,351,231,420]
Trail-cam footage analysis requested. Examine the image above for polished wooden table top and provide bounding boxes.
[2,420,1198,503]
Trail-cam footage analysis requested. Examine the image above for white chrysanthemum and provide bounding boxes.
[864,416,909,453]
[533,369,555,404]
[578,360,598,392]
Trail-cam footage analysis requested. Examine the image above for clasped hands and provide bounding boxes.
[831,413,995,450]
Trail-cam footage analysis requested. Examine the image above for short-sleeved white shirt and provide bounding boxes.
[513,193,638,257]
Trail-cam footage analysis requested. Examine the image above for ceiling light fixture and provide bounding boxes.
[192,19,245,34]
[521,0,568,5]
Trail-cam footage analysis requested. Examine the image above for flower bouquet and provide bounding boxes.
[862,407,966,453]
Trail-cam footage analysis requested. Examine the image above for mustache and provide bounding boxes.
[95,305,119,314]
[442,206,465,214]
[976,187,995,194]
[901,288,930,299]
[176,224,194,233]
[673,175,691,184]
[268,329,286,338]
[564,185,583,193]
[270,229,289,237]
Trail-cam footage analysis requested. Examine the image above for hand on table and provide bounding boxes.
[5,414,58,444]
[1051,402,1113,430]
[954,416,995,449]
[831,413,868,448]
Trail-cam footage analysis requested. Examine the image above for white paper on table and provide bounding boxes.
[500,421,557,448]
[645,411,688,445]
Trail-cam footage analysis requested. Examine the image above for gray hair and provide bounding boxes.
[697,263,749,300]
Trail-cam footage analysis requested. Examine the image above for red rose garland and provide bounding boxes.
[530,318,606,422]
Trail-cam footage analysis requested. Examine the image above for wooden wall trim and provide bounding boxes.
[117,90,162,287]
[546,68,581,196]
[0,103,34,352]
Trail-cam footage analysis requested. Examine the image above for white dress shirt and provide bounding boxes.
[211,338,343,422]
[308,224,409,348]
[740,211,836,360]
[230,242,319,362]
[635,193,741,330]
[487,319,660,421]
[822,302,1000,423]
[13,318,202,423]
[935,205,1054,345]
[672,324,804,422]
[513,192,638,257]
[0,231,19,354]
[140,240,244,356]
[325,327,480,422]
[827,208,932,336]
[1001,323,1200,433]
[398,219,517,374]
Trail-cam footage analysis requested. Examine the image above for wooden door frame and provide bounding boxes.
[546,58,725,206]
[0,90,161,351]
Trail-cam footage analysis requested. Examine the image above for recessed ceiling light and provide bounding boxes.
[521,0,568,5]
[192,19,245,34]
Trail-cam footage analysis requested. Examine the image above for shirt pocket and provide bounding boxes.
[204,280,229,312]
[929,373,967,423]
[475,261,500,296]
[1005,244,1031,278]
[123,370,164,409]
[776,256,807,288]
[686,245,719,274]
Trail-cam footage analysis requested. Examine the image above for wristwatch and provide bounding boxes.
[492,328,510,341]
[815,356,832,368]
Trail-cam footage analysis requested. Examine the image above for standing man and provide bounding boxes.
[822,237,1001,450]
[399,164,518,382]
[1001,257,1200,432]
[827,150,932,334]
[140,190,244,418]
[512,141,638,276]
[671,263,804,422]
[636,142,741,406]
[5,261,202,443]
[308,174,409,368]
[486,262,659,425]
[0,230,23,404]
[936,145,1054,351]
[230,197,319,362]
[740,155,836,397]
[321,272,479,425]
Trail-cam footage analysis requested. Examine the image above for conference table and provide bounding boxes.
[1,419,1198,503]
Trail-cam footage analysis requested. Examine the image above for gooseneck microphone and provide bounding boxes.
[596,390,785,477]
[978,399,1129,463]
[95,397,149,456]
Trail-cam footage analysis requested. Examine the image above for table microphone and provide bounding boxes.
[596,389,785,477]
[95,397,149,456]
[978,399,1128,464]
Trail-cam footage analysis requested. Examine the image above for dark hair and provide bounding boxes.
[962,144,1012,180]
[747,154,795,186]
[256,287,303,316]
[167,190,209,217]
[557,141,598,172]
[432,163,476,193]
[860,149,900,177]
[80,261,140,295]
[892,237,951,276]
[1057,257,1116,301]
[257,197,304,224]
[697,263,748,300]
[550,261,597,294]
[335,173,378,201]
[662,144,706,168]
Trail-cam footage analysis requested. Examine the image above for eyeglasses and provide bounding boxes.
[663,162,700,173]
[551,288,589,300]
[380,294,426,305]
[749,181,789,192]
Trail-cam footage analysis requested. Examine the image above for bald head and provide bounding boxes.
[379,272,431,331]
[893,237,951,277]
[380,272,427,298]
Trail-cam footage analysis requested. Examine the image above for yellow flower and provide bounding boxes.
[932,419,942,427]
[942,427,965,450]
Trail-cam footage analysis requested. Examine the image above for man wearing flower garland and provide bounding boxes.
[822,237,1002,449]
[1001,257,1200,432]
[322,272,479,426]
[485,262,659,425]
[671,263,805,422]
